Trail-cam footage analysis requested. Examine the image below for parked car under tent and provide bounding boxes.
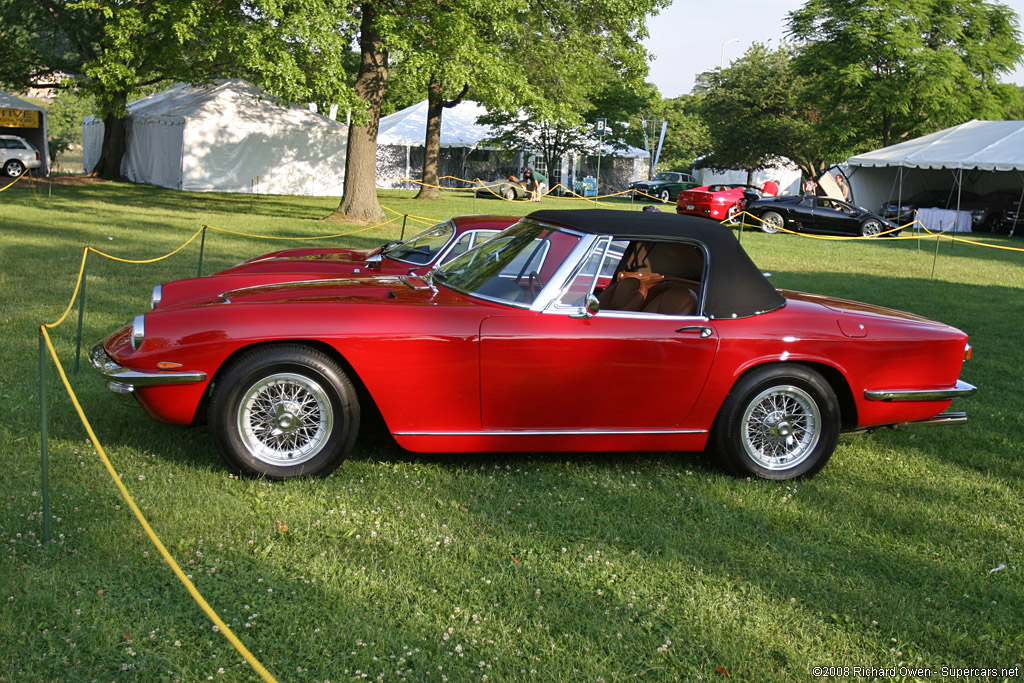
[0,90,50,176]
[845,120,1024,234]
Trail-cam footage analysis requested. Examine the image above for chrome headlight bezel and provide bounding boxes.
[131,314,145,351]
[150,284,162,309]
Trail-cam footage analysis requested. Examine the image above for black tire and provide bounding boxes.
[3,159,25,178]
[860,218,882,238]
[208,344,359,479]
[659,189,671,203]
[760,210,783,234]
[724,203,741,225]
[709,364,839,480]
[504,187,516,201]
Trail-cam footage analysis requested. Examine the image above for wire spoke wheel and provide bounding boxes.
[740,385,821,471]
[238,372,333,466]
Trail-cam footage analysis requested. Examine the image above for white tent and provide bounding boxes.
[83,80,348,195]
[695,157,802,195]
[375,99,649,191]
[1,91,50,175]
[378,99,492,148]
[845,120,1024,215]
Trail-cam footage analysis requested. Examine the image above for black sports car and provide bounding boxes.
[745,195,900,238]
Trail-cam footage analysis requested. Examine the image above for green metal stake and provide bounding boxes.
[197,226,208,277]
[39,332,50,544]
[73,253,88,374]
[400,215,408,241]
[931,233,941,279]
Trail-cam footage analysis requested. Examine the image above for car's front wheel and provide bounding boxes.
[209,345,359,479]
[860,218,883,238]
[504,187,516,200]
[659,189,671,203]
[759,210,783,234]
[3,159,25,178]
[710,364,839,480]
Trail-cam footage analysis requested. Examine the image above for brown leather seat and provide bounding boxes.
[642,281,698,316]
[597,275,644,311]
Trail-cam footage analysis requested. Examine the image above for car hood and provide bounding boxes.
[224,246,378,272]
[218,275,436,306]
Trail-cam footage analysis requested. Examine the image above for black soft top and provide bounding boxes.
[528,209,785,319]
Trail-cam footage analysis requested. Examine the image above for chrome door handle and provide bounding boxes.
[676,326,713,338]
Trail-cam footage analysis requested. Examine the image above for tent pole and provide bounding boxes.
[1012,172,1024,237]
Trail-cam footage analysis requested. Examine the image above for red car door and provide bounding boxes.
[479,313,718,431]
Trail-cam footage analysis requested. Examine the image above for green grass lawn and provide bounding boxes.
[2,178,1022,682]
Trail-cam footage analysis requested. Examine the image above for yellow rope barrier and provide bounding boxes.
[38,326,279,683]
[0,168,28,192]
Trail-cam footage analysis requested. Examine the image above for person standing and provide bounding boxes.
[802,177,818,196]
[835,174,850,201]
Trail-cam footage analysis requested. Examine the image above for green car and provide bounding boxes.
[629,171,699,203]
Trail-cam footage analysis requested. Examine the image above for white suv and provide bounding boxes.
[1,135,42,178]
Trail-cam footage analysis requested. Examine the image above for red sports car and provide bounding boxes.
[677,184,762,222]
[93,209,976,481]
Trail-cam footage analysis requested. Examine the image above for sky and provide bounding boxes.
[644,0,1024,98]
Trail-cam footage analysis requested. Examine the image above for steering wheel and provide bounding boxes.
[528,270,544,298]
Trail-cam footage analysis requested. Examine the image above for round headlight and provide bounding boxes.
[131,314,145,351]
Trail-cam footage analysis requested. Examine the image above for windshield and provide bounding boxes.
[655,172,676,181]
[383,219,456,264]
[436,220,580,306]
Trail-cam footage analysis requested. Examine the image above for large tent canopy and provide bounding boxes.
[375,99,649,191]
[845,120,1024,215]
[378,99,493,147]
[1,91,50,175]
[84,79,348,195]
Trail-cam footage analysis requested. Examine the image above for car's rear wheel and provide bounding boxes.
[710,364,839,480]
[3,159,25,178]
[724,203,741,225]
[209,344,359,479]
[860,218,883,238]
[759,210,783,234]
[659,189,671,203]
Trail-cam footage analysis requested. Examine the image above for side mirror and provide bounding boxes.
[571,295,600,319]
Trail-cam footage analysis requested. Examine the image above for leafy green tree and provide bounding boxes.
[695,43,813,183]
[334,0,669,215]
[628,92,709,175]
[788,0,1023,149]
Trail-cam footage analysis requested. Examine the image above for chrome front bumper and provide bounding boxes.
[90,343,207,394]
[865,379,977,402]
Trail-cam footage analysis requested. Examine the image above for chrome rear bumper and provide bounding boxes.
[865,379,977,402]
[843,411,968,435]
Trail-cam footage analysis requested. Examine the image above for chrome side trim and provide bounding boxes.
[843,412,968,435]
[865,379,977,402]
[90,343,207,387]
[394,428,707,437]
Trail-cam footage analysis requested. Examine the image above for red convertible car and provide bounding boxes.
[677,184,762,222]
[92,209,976,481]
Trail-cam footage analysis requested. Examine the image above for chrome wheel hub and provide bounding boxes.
[741,385,821,470]
[237,372,333,466]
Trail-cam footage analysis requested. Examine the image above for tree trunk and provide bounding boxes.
[415,80,468,200]
[93,91,130,180]
[336,4,387,223]
[415,81,445,200]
